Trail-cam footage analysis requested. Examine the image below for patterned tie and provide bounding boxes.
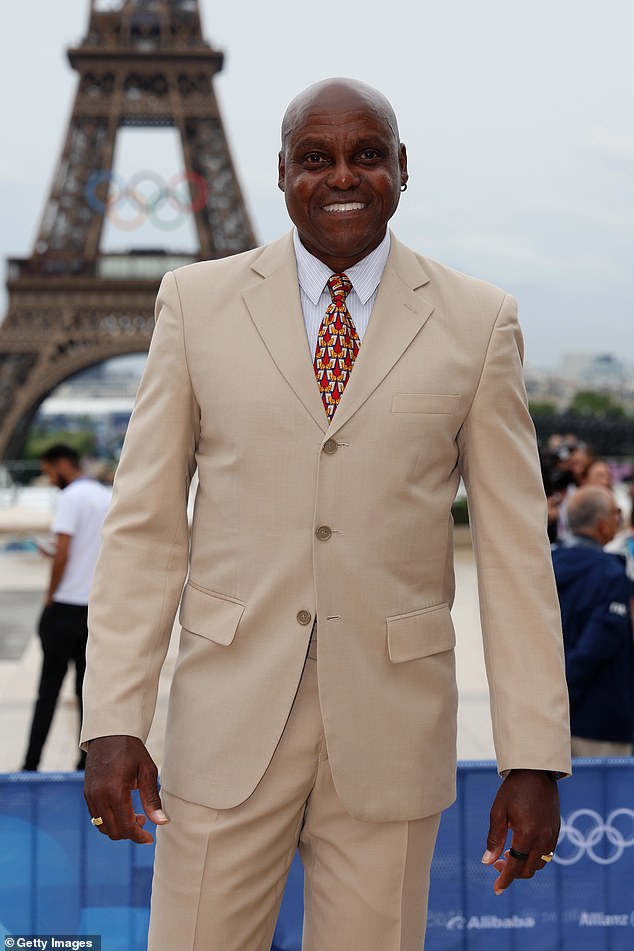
[314,273,360,421]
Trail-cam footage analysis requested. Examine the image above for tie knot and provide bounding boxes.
[327,273,352,303]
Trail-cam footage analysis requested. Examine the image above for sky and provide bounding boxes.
[1,0,633,369]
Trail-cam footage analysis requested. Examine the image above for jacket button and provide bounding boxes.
[315,525,332,541]
[297,610,312,626]
[323,439,338,454]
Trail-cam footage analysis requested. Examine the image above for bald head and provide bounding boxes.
[567,485,620,544]
[281,78,400,152]
[276,76,408,272]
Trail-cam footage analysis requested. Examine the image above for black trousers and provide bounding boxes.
[22,601,88,771]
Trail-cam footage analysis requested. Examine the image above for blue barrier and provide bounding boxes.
[1,761,633,949]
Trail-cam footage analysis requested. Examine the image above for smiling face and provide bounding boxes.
[278,80,408,272]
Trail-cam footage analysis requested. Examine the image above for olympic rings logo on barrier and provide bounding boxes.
[554,808,634,865]
[84,169,208,230]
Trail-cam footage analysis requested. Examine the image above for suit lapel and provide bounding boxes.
[241,232,435,438]
[326,235,435,437]
[242,234,328,433]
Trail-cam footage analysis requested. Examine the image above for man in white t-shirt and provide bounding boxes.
[22,444,111,771]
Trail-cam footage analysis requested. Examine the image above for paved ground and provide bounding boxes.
[0,525,495,774]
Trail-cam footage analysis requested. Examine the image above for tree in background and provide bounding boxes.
[570,391,625,418]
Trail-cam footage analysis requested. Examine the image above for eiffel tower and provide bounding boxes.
[0,0,256,461]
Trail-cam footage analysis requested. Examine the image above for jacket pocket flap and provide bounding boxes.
[387,603,455,663]
[392,393,462,415]
[179,582,246,646]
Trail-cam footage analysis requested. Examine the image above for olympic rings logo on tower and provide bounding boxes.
[84,169,208,230]
[554,809,634,865]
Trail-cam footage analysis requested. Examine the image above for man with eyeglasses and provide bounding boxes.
[553,484,634,756]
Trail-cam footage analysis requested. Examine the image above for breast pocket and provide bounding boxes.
[391,394,462,415]
[386,602,456,663]
[179,581,246,646]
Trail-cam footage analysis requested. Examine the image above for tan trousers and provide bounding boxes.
[148,641,440,951]
[571,736,634,757]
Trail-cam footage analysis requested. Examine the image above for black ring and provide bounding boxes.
[509,847,530,861]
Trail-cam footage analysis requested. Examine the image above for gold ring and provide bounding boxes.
[540,851,554,862]
[91,816,104,827]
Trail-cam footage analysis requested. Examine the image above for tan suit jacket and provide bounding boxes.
[82,231,571,821]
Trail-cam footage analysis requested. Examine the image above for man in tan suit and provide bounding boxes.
[83,78,571,950]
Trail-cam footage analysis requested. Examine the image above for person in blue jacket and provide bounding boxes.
[552,485,634,756]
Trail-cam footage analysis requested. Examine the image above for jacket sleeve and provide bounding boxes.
[565,573,633,703]
[81,271,199,746]
[456,293,571,776]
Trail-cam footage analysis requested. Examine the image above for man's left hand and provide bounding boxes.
[481,769,560,894]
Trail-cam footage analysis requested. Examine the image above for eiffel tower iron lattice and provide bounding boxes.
[0,0,256,460]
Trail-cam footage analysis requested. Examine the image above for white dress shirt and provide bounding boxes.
[292,228,391,357]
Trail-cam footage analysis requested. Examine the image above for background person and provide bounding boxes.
[556,441,590,541]
[21,444,110,771]
[82,78,570,951]
[582,458,613,490]
[540,445,575,544]
[552,485,634,756]
[605,480,634,581]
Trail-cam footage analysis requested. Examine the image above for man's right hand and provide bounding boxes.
[83,735,168,844]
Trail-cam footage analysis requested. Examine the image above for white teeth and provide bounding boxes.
[323,202,365,212]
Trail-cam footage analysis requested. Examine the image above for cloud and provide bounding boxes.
[0,159,33,186]
[588,125,634,163]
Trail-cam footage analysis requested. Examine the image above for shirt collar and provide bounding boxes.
[293,228,391,305]
[563,534,603,551]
